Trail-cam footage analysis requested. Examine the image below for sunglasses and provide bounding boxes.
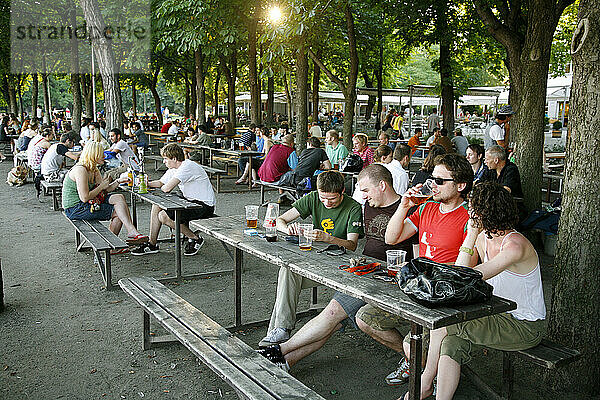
[431,177,455,185]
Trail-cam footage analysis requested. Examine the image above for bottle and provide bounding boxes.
[138,172,148,193]
[265,221,277,242]
[127,168,133,187]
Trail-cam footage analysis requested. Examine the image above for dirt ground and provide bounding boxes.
[0,159,593,400]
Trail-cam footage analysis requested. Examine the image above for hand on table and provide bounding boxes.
[287,222,300,236]
[308,229,332,243]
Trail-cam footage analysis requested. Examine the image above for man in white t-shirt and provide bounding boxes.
[131,143,216,257]
[108,128,137,167]
[386,143,411,195]
[167,119,179,139]
[41,133,80,181]
[308,121,322,138]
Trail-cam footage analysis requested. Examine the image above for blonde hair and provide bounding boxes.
[353,133,368,145]
[79,141,103,172]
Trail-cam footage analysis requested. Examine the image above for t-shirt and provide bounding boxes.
[363,198,409,261]
[384,160,409,195]
[434,136,454,153]
[240,130,255,147]
[112,140,137,166]
[135,129,148,148]
[295,147,329,179]
[293,191,363,240]
[196,132,212,147]
[159,159,216,206]
[484,122,504,149]
[451,136,469,156]
[354,147,374,169]
[325,143,349,166]
[426,113,440,132]
[258,144,294,182]
[482,161,523,198]
[80,126,90,144]
[407,135,421,154]
[167,124,179,137]
[160,123,172,133]
[41,143,69,176]
[407,201,469,264]
[425,135,436,148]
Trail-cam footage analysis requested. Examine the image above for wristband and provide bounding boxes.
[459,246,474,256]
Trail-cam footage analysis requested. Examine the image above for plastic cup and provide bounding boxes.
[386,250,407,276]
[298,224,313,251]
[245,205,259,228]
[409,179,434,205]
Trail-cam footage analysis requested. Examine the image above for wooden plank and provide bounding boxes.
[514,339,581,369]
[66,219,112,251]
[119,279,276,400]
[121,277,325,400]
[87,220,128,250]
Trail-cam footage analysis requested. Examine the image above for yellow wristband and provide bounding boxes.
[460,246,474,256]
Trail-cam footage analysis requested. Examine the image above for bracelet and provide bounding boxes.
[459,246,474,256]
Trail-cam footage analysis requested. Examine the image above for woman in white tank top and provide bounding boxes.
[406,182,546,400]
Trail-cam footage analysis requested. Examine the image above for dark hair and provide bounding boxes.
[131,122,140,130]
[379,132,390,140]
[109,128,122,139]
[326,129,339,140]
[467,143,484,159]
[414,127,422,134]
[249,123,257,130]
[432,108,437,113]
[422,144,446,172]
[394,143,411,161]
[374,145,392,162]
[60,133,72,143]
[316,170,345,194]
[440,128,448,136]
[161,143,185,161]
[434,153,474,199]
[469,181,519,238]
[187,126,196,135]
[308,137,321,148]
[358,163,393,187]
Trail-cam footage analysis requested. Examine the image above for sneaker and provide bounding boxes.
[256,345,289,372]
[385,357,410,386]
[110,248,130,255]
[259,327,290,347]
[131,242,159,256]
[184,236,204,256]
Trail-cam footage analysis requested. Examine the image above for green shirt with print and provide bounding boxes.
[325,143,350,165]
[293,191,363,239]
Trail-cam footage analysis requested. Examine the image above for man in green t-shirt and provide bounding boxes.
[259,171,363,347]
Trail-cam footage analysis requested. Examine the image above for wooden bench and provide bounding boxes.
[145,155,166,171]
[41,180,63,211]
[200,165,228,193]
[463,339,581,400]
[119,277,325,400]
[255,181,299,205]
[63,213,128,290]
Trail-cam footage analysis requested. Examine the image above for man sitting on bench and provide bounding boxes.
[258,171,363,347]
[408,181,546,400]
[41,132,80,182]
[131,143,216,257]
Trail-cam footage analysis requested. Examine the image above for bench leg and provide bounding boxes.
[216,175,221,193]
[104,250,113,290]
[261,185,265,205]
[408,323,423,400]
[234,248,243,328]
[502,351,514,400]
[311,287,318,307]
[52,189,60,211]
[143,310,151,350]
[76,231,83,251]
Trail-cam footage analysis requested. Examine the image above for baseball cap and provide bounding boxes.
[498,105,515,115]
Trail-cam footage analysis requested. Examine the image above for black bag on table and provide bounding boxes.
[397,257,493,307]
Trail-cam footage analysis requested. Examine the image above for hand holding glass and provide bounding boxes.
[298,224,313,251]
[408,179,434,205]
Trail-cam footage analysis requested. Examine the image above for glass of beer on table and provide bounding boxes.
[298,224,314,251]
[245,205,259,228]
[408,179,434,205]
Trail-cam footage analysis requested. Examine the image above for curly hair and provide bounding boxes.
[469,181,519,238]
[422,144,446,172]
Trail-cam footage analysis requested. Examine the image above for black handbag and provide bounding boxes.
[397,257,493,307]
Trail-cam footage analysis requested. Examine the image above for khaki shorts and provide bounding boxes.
[440,313,546,365]
[356,303,406,331]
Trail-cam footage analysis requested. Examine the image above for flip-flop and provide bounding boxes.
[127,233,149,245]
[235,180,248,185]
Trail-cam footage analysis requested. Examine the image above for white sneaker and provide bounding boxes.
[258,328,290,347]
[385,357,410,386]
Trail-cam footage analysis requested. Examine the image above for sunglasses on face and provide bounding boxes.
[431,177,455,185]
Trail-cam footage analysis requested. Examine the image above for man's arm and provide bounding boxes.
[385,187,421,244]
[161,177,180,193]
[310,230,359,251]
[65,151,80,161]
[276,207,301,234]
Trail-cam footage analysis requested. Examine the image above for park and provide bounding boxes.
[1,0,599,399]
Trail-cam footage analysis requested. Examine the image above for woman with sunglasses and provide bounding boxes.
[404,181,545,400]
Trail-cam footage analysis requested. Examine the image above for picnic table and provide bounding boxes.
[546,152,566,159]
[190,215,516,400]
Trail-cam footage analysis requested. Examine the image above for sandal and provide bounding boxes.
[235,179,248,185]
[110,248,130,255]
[127,233,149,245]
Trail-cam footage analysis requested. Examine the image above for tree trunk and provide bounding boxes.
[68,4,82,134]
[190,73,197,119]
[213,66,220,116]
[184,74,190,118]
[146,65,163,127]
[80,0,123,130]
[31,73,38,117]
[220,51,237,127]
[248,18,261,125]
[375,45,383,131]
[439,42,455,134]
[17,76,25,121]
[362,71,375,121]
[312,49,321,124]
[266,76,274,125]
[284,70,292,121]
[41,72,50,124]
[7,76,18,115]
[548,4,600,393]
[131,80,137,119]
[295,44,309,154]
[80,74,93,118]
[195,48,206,126]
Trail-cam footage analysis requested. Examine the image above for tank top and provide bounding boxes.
[62,174,94,209]
[484,231,546,321]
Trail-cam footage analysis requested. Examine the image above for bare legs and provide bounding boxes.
[356,317,406,353]
[108,193,142,236]
[147,204,199,245]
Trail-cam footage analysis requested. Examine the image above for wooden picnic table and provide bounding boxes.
[546,152,566,159]
[190,215,516,400]
[124,186,211,281]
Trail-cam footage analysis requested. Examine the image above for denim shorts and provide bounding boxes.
[332,291,367,330]
[64,193,114,221]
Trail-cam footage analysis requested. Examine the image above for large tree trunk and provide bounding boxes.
[80,0,123,130]
[31,73,38,117]
[266,76,274,125]
[146,66,162,127]
[7,76,18,115]
[375,45,383,131]
[284,70,292,121]
[295,44,309,154]
[195,48,206,126]
[220,51,237,127]
[213,66,220,116]
[17,76,25,121]
[41,72,51,124]
[362,71,375,121]
[184,74,190,118]
[311,49,321,124]
[474,0,572,213]
[131,80,137,119]
[69,5,82,134]
[80,74,93,118]
[436,0,455,133]
[248,18,261,125]
[190,72,197,120]
[548,2,600,393]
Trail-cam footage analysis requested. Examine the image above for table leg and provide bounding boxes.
[210,149,214,168]
[175,210,181,278]
[130,191,137,229]
[234,248,243,328]
[408,322,423,400]
[248,157,253,190]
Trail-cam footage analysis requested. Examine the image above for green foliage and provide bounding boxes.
[549,1,578,77]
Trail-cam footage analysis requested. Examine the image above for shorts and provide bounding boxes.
[439,313,546,365]
[64,193,114,221]
[332,292,366,330]
[355,303,405,331]
[165,200,215,225]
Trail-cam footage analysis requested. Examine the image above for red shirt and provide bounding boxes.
[407,135,421,154]
[354,147,374,169]
[408,201,469,264]
[160,123,172,133]
[258,144,294,182]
